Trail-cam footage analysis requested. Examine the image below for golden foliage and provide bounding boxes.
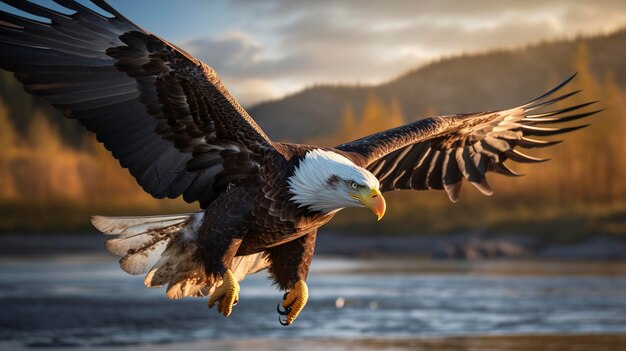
[360,93,390,135]
[0,105,191,230]
[0,99,17,200]
[326,93,408,145]
[388,97,406,127]
[0,98,16,150]
[309,94,407,146]
[338,103,358,141]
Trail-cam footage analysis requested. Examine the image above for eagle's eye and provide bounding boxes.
[350,181,360,190]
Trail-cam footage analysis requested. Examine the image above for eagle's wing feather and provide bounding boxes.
[337,74,602,202]
[0,0,273,207]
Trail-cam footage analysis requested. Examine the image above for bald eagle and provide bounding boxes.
[0,0,600,325]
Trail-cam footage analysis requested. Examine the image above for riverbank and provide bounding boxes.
[1,230,626,260]
[3,334,626,351]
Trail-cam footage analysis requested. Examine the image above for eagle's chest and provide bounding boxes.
[235,196,332,255]
[247,204,332,246]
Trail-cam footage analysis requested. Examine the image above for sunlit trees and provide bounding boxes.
[360,93,390,135]
[337,103,358,141]
[330,93,407,144]
[600,71,626,203]
[388,97,405,128]
[0,106,171,219]
[20,112,85,202]
[0,99,17,200]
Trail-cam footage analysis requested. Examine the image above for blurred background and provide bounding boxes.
[0,1,625,350]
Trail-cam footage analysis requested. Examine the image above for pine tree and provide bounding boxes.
[388,97,405,128]
[337,103,358,141]
[0,98,16,151]
[601,71,626,202]
[559,42,605,202]
[0,98,17,199]
[27,112,62,153]
[571,43,601,103]
[360,93,388,135]
[25,111,85,202]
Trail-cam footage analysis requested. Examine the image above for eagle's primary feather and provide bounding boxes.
[0,0,601,325]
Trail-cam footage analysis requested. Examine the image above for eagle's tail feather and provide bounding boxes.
[91,214,193,236]
[92,213,194,275]
[91,212,269,299]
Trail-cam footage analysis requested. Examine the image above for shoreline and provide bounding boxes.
[3,333,626,351]
[1,231,626,260]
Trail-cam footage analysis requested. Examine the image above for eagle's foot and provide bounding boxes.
[277,280,308,326]
[208,269,240,317]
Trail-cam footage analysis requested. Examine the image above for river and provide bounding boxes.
[0,253,625,350]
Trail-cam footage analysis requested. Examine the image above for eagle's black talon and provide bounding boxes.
[283,292,289,300]
[276,303,290,315]
[279,316,291,326]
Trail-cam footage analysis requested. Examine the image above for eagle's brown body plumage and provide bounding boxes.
[196,142,366,289]
[197,144,339,290]
[0,0,601,325]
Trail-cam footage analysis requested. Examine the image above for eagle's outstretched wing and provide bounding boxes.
[0,0,273,207]
[337,74,602,202]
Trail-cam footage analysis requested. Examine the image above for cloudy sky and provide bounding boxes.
[10,1,626,105]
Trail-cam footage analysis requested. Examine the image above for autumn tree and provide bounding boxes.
[0,98,17,199]
[337,103,358,141]
[333,95,408,144]
[571,43,601,104]
[360,93,389,135]
[388,97,405,128]
[600,71,626,202]
[22,112,85,202]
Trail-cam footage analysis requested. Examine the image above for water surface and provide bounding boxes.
[0,254,625,350]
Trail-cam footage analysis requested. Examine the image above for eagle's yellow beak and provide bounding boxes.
[368,188,386,221]
[351,188,386,221]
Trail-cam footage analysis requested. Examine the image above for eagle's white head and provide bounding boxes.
[288,149,386,219]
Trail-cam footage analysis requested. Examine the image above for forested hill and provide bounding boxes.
[249,28,626,143]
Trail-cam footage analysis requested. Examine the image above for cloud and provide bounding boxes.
[225,78,281,106]
[184,32,262,75]
[182,0,626,105]
[184,32,278,105]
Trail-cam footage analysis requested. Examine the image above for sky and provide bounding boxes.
[5,1,626,106]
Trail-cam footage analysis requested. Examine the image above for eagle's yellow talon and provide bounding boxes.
[279,280,308,325]
[208,269,240,317]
